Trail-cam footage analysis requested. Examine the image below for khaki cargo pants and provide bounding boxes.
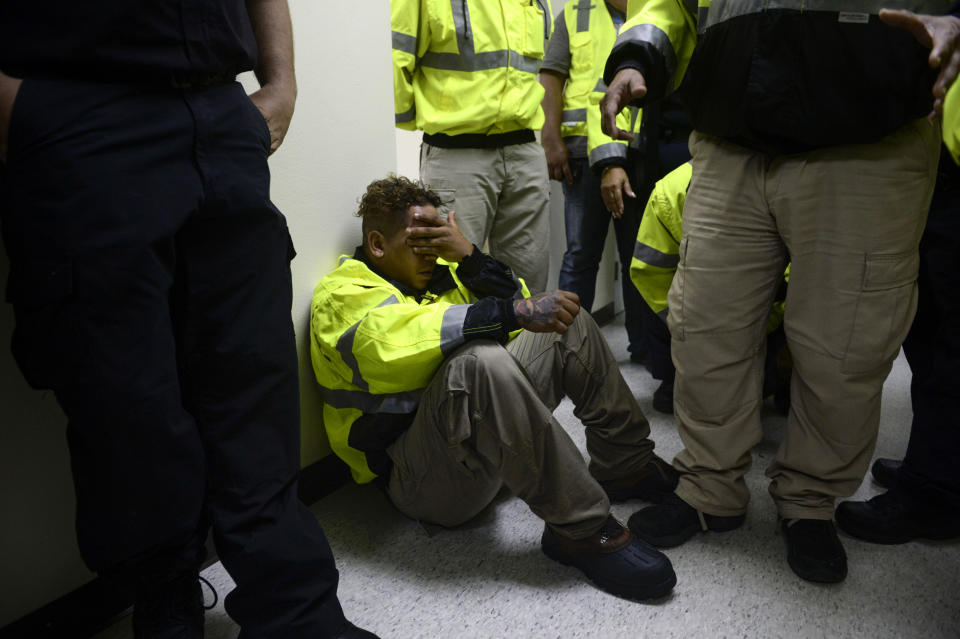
[668,119,940,520]
[386,311,654,539]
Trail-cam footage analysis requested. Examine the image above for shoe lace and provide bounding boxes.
[199,576,218,611]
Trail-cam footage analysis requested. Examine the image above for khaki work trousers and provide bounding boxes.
[420,141,550,292]
[668,119,940,520]
[386,311,655,539]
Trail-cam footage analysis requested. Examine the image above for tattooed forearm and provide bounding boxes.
[514,293,562,323]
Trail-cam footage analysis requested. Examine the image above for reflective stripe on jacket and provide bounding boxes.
[393,0,554,135]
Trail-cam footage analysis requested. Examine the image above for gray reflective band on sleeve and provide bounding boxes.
[594,77,608,92]
[577,0,593,32]
[589,142,628,166]
[335,295,399,393]
[396,106,416,124]
[562,108,587,122]
[392,31,417,55]
[440,304,470,355]
[320,387,423,414]
[703,0,944,30]
[617,24,677,93]
[634,242,680,268]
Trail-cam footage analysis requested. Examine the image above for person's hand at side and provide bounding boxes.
[543,133,574,184]
[247,0,297,153]
[601,165,635,218]
[0,70,23,164]
[600,68,646,140]
[880,9,960,120]
[513,290,581,334]
[407,209,475,263]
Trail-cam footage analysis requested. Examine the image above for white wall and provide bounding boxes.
[0,0,396,625]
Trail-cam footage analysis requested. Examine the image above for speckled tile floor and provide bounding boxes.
[95,315,960,639]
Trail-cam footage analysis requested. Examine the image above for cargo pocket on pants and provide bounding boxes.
[841,250,919,374]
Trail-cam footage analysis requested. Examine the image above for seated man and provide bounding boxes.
[310,176,679,601]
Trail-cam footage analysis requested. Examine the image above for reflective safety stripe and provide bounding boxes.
[338,255,352,266]
[634,242,680,268]
[593,77,607,93]
[617,24,677,93]
[420,50,542,73]
[419,0,543,74]
[336,295,399,392]
[702,0,944,30]
[538,0,553,38]
[392,31,417,55]
[321,387,423,414]
[396,106,416,124]
[440,304,470,355]
[589,141,627,165]
[576,0,593,32]
[562,108,587,122]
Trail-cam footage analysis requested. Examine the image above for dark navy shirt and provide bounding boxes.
[0,0,258,80]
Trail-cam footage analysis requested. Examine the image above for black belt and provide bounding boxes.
[424,130,536,149]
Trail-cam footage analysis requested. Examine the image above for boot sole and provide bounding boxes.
[836,515,960,545]
[542,545,677,601]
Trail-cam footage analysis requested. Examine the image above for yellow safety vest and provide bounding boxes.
[559,0,620,153]
[392,0,554,136]
[311,255,529,483]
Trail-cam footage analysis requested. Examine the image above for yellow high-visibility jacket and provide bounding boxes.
[392,0,554,136]
[630,162,786,332]
[310,254,528,484]
[553,0,622,156]
[945,80,960,165]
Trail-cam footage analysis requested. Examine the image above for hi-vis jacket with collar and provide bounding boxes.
[550,0,629,161]
[310,250,529,484]
[392,0,554,135]
[606,0,949,154]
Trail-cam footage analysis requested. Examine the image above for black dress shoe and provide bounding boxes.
[542,515,676,601]
[597,454,679,503]
[782,518,847,583]
[870,458,902,489]
[133,573,204,639]
[627,493,745,548]
[334,621,381,639]
[835,487,960,545]
[652,380,674,414]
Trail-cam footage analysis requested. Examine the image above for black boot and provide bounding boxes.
[836,486,960,545]
[870,458,902,489]
[627,493,744,548]
[782,519,846,583]
[132,572,204,639]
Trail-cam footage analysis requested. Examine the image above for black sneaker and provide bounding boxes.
[597,455,679,503]
[835,487,960,545]
[870,458,902,490]
[542,515,676,601]
[627,493,745,548]
[133,572,205,639]
[652,380,674,414]
[781,518,847,583]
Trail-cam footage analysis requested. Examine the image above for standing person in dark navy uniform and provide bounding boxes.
[0,1,377,638]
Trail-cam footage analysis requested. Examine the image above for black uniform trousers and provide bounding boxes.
[901,153,960,505]
[1,78,346,637]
